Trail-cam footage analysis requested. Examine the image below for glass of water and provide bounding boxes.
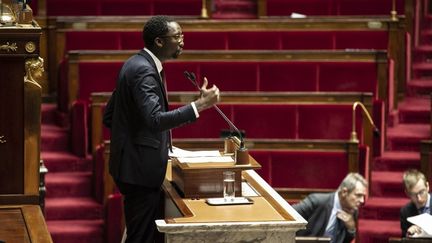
[223,171,235,201]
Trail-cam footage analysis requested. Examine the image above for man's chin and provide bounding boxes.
[173,49,182,58]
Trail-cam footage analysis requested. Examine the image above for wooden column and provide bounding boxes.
[0,21,42,205]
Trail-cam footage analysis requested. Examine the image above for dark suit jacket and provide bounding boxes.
[400,193,432,237]
[293,192,356,243]
[103,50,196,188]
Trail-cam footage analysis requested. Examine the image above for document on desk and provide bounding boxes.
[407,213,432,238]
[169,147,234,163]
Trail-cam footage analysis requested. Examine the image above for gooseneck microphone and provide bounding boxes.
[183,71,245,149]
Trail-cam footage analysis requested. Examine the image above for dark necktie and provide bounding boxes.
[330,218,341,243]
[159,70,172,151]
[419,206,430,214]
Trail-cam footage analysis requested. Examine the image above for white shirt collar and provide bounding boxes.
[425,193,431,209]
[144,48,163,74]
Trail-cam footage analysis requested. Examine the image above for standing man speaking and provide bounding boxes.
[103,16,220,243]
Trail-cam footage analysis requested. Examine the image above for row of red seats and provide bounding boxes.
[60,60,382,112]
[95,103,366,141]
[267,0,404,16]
[171,103,365,140]
[30,0,404,16]
[61,30,388,51]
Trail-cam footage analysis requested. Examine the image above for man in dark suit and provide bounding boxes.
[293,173,367,243]
[400,169,431,237]
[103,15,220,243]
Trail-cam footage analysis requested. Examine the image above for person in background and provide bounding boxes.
[103,15,220,243]
[400,169,431,237]
[293,173,368,243]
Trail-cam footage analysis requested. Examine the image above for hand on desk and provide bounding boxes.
[407,225,423,237]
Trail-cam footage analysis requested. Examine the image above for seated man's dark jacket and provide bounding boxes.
[293,192,356,243]
[400,193,432,237]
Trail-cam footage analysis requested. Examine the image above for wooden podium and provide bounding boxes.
[158,138,307,243]
[171,154,261,198]
[171,137,261,198]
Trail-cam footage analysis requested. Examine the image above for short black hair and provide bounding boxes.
[143,15,174,48]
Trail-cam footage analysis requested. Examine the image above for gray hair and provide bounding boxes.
[403,169,427,191]
[337,173,368,193]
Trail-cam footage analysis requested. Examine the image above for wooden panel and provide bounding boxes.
[0,208,31,243]
[0,58,24,194]
[171,153,261,198]
[0,22,42,201]
[174,198,285,223]
[0,205,52,243]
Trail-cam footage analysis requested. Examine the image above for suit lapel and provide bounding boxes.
[319,193,335,236]
[137,50,169,110]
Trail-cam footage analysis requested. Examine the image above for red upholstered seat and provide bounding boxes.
[119,32,143,50]
[77,62,121,101]
[200,62,259,91]
[280,31,334,50]
[227,32,282,50]
[65,32,122,50]
[266,0,334,16]
[259,62,318,91]
[45,0,201,16]
[266,0,404,16]
[232,104,297,139]
[184,32,228,50]
[334,31,388,49]
[170,104,232,139]
[336,0,404,15]
[297,104,362,140]
[153,0,201,15]
[249,151,271,182]
[270,150,348,188]
[99,0,153,16]
[319,62,378,95]
[47,0,101,16]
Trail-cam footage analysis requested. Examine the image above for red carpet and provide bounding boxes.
[357,12,432,243]
[41,104,104,243]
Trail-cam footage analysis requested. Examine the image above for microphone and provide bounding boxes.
[183,71,249,164]
[350,101,380,143]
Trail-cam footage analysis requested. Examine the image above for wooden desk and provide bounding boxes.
[0,205,52,243]
[157,169,307,243]
[389,237,432,243]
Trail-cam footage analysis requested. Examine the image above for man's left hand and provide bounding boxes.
[337,210,356,232]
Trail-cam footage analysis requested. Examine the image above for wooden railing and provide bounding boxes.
[99,138,361,206]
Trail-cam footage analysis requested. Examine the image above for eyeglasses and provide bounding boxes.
[160,33,184,42]
[409,188,428,198]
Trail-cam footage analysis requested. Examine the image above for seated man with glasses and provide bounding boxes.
[400,169,431,237]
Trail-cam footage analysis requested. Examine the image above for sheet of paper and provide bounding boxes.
[407,213,432,237]
[169,146,221,158]
[176,156,234,163]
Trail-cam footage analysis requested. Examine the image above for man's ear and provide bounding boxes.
[404,188,411,197]
[155,37,164,48]
[340,187,348,197]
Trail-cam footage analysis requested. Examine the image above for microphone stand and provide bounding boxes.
[184,71,249,165]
